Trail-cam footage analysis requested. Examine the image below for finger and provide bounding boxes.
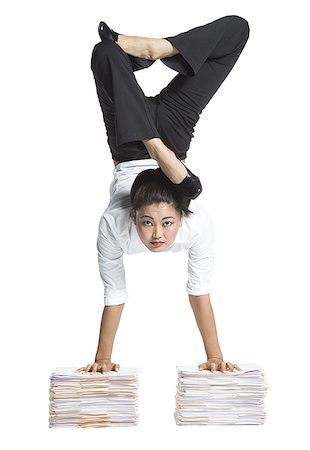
[92,363,98,374]
[234,364,242,371]
[198,363,207,370]
[210,362,216,373]
[114,364,120,372]
[99,364,107,374]
[75,367,85,372]
[226,362,234,372]
[220,361,226,373]
[85,364,92,373]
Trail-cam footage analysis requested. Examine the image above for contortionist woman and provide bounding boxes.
[76,15,250,375]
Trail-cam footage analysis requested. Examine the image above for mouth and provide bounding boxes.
[150,241,165,247]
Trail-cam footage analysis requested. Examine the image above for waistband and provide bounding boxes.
[113,158,159,173]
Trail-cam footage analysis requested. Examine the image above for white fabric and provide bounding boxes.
[98,159,214,305]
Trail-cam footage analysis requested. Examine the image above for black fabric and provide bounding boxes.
[91,14,250,163]
[177,166,203,199]
[157,163,203,200]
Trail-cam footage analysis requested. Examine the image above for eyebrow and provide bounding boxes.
[141,215,175,220]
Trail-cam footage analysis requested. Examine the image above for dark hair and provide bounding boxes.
[130,168,194,220]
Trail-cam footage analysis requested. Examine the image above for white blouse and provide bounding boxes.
[97,159,214,305]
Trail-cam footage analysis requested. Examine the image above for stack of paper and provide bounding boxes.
[49,367,140,428]
[175,363,268,425]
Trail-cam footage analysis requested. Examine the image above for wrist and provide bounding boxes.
[207,355,223,360]
[95,354,111,362]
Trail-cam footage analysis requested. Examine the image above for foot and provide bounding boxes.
[116,35,155,60]
[116,35,179,60]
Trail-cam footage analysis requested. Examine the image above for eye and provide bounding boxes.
[142,220,152,226]
[163,221,174,226]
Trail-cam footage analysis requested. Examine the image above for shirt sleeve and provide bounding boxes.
[186,210,215,296]
[97,215,128,306]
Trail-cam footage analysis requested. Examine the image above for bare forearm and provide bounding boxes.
[189,294,223,359]
[95,304,125,361]
[142,137,187,184]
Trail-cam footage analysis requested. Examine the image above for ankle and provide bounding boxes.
[116,35,154,60]
[150,38,180,60]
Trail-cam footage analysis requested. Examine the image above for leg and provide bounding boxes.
[160,15,250,76]
[91,40,161,160]
[91,38,186,170]
[154,15,250,158]
[116,34,180,60]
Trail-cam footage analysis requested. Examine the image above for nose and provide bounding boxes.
[152,225,162,239]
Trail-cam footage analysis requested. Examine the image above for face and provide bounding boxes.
[133,202,183,252]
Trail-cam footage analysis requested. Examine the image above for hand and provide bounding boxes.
[198,357,241,373]
[75,359,120,374]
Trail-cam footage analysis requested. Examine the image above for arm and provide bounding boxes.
[189,293,223,360]
[76,214,129,374]
[189,293,241,373]
[187,212,242,372]
[76,304,124,374]
[186,211,227,371]
[187,225,225,366]
[95,304,125,361]
[92,215,127,371]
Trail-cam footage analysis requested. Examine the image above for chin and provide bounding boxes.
[147,244,166,252]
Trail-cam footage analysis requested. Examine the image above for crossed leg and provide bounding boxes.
[153,15,250,159]
[91,15,250,166]
[111,35,182,168]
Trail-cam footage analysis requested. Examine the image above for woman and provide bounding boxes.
[76,15,250,375]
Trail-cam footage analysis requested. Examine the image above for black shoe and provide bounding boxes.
[98,21,155,72]
[98,21,119,42]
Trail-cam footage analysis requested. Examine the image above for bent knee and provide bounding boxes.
[91,40,121,71]
[91,40,118,60]
[231,15,250,38]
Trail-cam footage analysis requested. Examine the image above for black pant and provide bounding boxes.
[91,15,250,162]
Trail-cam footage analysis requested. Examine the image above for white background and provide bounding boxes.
[1,0,309,446]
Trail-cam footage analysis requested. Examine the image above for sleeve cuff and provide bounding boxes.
[186,283,212,296]
[104,288,128,306]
